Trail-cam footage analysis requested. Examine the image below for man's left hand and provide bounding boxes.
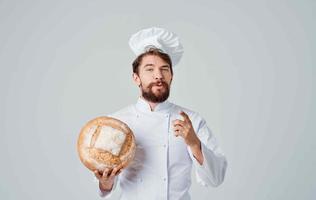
[172,111,204,165]
[172,111,200,147]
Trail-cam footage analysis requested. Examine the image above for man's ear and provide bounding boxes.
[132,73,141,87]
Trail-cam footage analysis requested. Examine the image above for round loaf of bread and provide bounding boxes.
[77,116,136,171]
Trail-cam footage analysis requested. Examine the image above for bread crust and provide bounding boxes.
[77,116,136,171]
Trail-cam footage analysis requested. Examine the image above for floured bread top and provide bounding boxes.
[94,126,126,156]
[78,116,136,171]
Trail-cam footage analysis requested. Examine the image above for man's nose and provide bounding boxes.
[154,69,163,80]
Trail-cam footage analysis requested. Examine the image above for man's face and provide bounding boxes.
[133,55,173,103]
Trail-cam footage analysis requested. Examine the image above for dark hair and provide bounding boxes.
[132,47,173,75]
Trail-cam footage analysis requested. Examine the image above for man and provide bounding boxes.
[94,27,227,200]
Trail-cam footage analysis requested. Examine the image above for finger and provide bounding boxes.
[180,111,191,123]
[117,163,125,170]
[172,119,185,127]
[173,127,183,137]
[111,167,120,177]
[112,163,125,176]
[173,124,181,129]
[173,128,179,136]
[116,169,122,176]
[174,121,191,131]
[174,131,180,137]
[102,168,111,178]
[173,124,184,131]
[94,170,101,179]
[120,160,129,169]
[98,169,105,177]
[108,169,114,177]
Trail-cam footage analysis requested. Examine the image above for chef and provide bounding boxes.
[94,27,228,200]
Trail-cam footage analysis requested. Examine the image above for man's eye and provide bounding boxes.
[146,69,154,71]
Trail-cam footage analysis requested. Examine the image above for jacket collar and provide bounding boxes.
[135,96,173,113]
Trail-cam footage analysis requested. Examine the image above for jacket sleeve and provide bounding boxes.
[187,118,228,187]
[95,176,119,198]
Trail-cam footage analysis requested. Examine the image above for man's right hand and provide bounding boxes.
[94,165,123,192]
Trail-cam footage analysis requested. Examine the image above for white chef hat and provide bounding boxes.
[128,27,184,66]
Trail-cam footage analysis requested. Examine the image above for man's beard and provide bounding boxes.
[141,81,170,103]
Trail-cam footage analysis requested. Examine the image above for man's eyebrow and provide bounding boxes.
[160,65,170,68]
[143,64,170,68]
[144,64,154,68]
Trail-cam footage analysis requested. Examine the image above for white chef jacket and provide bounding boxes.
[97,97,227,200]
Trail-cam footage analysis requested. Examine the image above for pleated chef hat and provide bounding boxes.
[128,27,184,66]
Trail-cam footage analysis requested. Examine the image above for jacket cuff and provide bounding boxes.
[187,142,227,187]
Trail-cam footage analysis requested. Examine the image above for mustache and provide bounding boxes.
[148,81,169,88]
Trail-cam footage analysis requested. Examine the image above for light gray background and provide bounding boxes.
[0,0,315,199]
